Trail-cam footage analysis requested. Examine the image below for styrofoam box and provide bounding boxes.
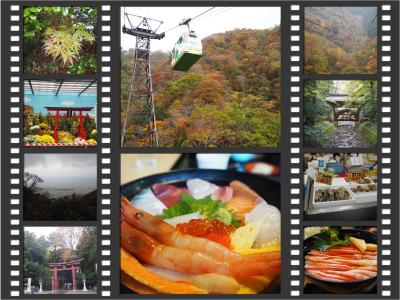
[312,186,355,209]
[349,185,378,204]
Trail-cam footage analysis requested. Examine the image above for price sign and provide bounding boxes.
[349,170,363,182]
[316,171,334,185]
[317,159,326,169]
[368,168,378,177]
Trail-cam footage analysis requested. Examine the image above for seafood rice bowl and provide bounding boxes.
[120,175,281,294]
[304,228,377,294]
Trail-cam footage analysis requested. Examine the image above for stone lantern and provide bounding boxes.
[38,278,43,293]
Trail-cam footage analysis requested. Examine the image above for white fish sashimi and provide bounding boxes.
[187,178,217,199]
[187,178,233,202]
[245,201,281,248]
[164,212,205,227]
[131,188,167,216]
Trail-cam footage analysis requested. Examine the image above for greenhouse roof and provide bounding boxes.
[45,107,94,111]
[24,79,97,96]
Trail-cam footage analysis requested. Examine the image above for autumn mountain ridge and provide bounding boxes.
[304,7,377,74]
[121,26,281,147]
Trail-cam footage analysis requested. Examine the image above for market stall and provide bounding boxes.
[304,153,377,221]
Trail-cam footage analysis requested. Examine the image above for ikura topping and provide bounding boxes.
[176,219,235,248]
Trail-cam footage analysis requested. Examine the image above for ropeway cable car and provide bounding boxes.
[171,29,202,71]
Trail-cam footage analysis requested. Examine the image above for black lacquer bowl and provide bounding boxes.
[120,169,281,294]
[121,169,280,210]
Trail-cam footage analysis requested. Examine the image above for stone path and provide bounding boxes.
[324,125,371,148]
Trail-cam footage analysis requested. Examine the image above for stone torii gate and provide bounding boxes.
[49,259,83,291]
[45,107,94,143]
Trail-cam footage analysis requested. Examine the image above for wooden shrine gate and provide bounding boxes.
[49,259,83,291]
[333,108,360,123]
[45,107,94,143]
[325,95,364,125]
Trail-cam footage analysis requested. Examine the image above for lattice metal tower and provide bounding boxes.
[121,13,165,147]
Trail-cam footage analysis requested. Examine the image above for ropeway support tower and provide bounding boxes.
[121,13,165,147]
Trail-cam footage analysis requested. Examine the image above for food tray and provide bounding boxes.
[349,185,378,205]
[312,186,355,209]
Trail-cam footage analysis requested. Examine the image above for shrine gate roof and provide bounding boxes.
[48,258,84,267]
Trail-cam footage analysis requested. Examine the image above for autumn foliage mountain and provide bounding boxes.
[121,27,281,147]
[304,7,377,74]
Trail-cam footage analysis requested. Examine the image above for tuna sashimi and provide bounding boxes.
[152,183,189,207]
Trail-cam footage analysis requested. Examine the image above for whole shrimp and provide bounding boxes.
[121,196,280,264]
[121,222,279,281]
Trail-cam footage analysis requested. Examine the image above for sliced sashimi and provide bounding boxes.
[307,270,348,282]
[226,197,256,221]
[152,183,189,207]
[305,265,352,271]
[132,188,167,216]
[305,240,377,283]
[212,186,233,202]
[230,181,264,204]
[244,201,281,248]
[322,270,368,281]
[187,179,218,199]
[186,178,234,202]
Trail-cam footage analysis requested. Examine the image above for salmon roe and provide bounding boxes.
[176,219,235,248]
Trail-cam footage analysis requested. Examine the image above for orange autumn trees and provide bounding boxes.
[121,27,281,147]
[304,7,377,74]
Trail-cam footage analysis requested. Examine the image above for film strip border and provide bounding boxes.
[2,3,114,298]
[8,4,23,298]
[288,2,399,298]
[99,4,112,297]
[288,4,302,297]
[377,3,396,298]
[2,1,399,299]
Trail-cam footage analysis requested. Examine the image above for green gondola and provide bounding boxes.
[171,30,202,71]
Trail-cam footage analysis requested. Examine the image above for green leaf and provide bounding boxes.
[309,229,351,251]
[42,26,91,65]
[159,193,240,226]
[61,7,69,17]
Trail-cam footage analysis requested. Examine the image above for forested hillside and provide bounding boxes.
[121,27,281,147]
[304,7,377,74]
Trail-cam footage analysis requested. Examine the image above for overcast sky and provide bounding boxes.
[25,226,58,238]
[25,154,97,197]
[25,227,90,242]
[121,7,280,52]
